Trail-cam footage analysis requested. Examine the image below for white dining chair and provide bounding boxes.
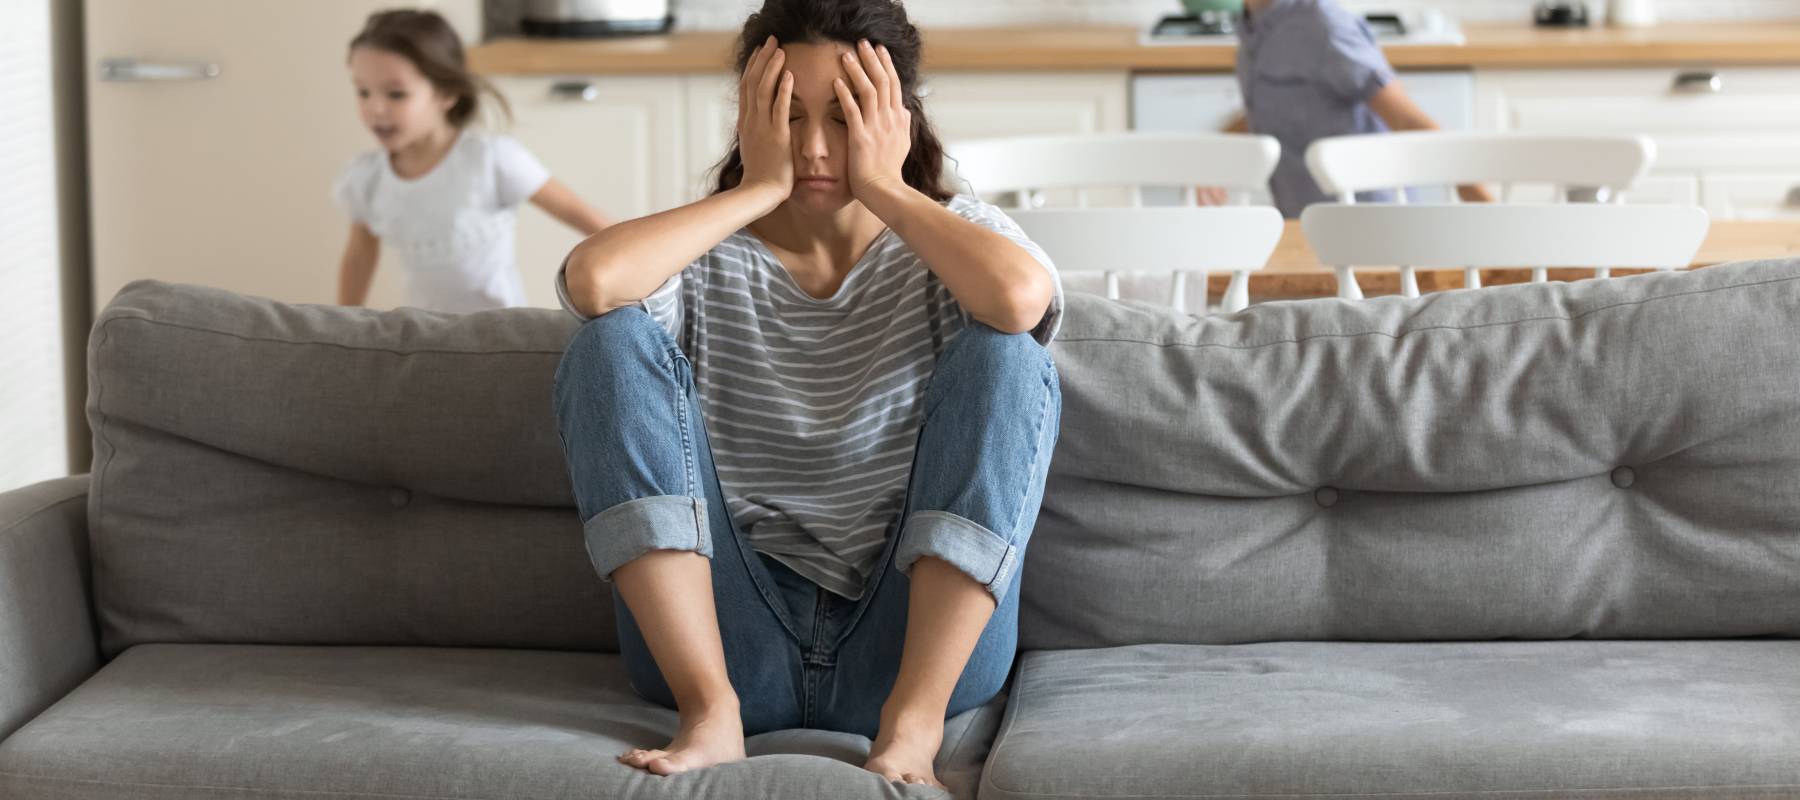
[946,132,1281,312]
[1007,207,1286,313]
[1305,132,1657,296]
[1301,203,1710,301]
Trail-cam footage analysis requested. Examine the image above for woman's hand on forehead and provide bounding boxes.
[736,35,796,200]
[835,39,912,203]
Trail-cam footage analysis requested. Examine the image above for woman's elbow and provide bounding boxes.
[985,270,1054,335]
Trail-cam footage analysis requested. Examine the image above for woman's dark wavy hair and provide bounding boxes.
[710,0,955,202]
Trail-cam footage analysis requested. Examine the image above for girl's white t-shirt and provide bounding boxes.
[333,130,550,313]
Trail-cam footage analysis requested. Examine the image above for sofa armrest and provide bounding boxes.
[0,474,99,742]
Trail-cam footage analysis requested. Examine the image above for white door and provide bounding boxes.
[86,0,479,313]
[495,75,687,308]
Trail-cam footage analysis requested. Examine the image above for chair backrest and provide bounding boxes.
[946,132,1285,312]
[1303,203,1709,274]
[1305,132,1655,202]
[946,132,1281,208]
[1010,207,1286,273]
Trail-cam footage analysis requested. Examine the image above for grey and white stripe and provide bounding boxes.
[558,194,1062,599]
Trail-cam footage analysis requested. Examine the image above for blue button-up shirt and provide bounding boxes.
[1237,0,1398,217]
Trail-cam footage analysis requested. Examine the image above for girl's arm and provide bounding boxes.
[840,41,1052,334]
[1367,83,1496,204]
[563,36,795,318]
[530,178,611,236]
[337,222,380,306]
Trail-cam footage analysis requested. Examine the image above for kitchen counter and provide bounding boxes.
[469,21,1800,75]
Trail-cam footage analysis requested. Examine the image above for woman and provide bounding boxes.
[551,0,1062,788]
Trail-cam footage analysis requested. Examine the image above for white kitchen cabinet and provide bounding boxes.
[494,75,686,308]
[683,73,739,203]
[927,72,1130,206]
[1474,67,1800,218]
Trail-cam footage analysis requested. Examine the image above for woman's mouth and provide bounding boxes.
[797,176,837,190]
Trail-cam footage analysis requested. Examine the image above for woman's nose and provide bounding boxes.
[798,119,829,160]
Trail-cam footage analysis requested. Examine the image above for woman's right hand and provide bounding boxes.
[737,35,794,200]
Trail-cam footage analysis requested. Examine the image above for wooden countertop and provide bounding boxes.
[1243,219,1800,298]
[470,21,1800,75]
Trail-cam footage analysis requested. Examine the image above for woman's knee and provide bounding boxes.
[553,307,681,409]
[930,324,1058,411]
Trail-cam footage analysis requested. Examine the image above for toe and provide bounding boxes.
[647,756,691,776]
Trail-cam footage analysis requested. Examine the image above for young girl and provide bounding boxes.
[333,9,610,313]
[552,0,1061,788]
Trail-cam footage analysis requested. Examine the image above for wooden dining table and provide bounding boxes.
[1211,219,1800,299]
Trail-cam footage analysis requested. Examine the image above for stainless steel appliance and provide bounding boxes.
[521,0,672,37]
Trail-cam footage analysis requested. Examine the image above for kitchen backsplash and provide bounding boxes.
[486,0,1800,35]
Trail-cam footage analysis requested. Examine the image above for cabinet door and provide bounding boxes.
[922,72,1129,142]
[927,72,1130,207]
[495,75,685,309]
[1475,67,1800,212]
[684,74,738,204]
[1703,173,1800,220]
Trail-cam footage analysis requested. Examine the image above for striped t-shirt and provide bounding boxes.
[556,194,1062,599]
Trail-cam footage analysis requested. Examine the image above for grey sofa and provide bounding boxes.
[3,257,1799,800]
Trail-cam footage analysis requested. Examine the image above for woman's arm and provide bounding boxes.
[859,183,1052,334]
[336,222,379,306]
[838,41,1053,334]
[531,178,612,236]
[1367,82,1495,204]
[563,36,796,319]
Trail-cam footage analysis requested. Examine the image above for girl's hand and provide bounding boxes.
[835,40,912,202]
[737,35,795,200]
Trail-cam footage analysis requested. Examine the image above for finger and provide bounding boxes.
[757,47,785,114]
[773,69,793,127]
[840,48,878,113]
[856,40,889,110]
[833,77,865,137]
[741,39,770,98]
[876,44,902,111]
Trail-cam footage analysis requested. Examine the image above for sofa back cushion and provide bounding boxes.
[1021,259,1800,650]
[87,282,612,657]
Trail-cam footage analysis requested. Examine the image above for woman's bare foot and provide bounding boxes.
[618,699,746,776]
[864,708,945,788]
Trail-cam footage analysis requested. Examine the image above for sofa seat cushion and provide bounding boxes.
[982,641,1800,800]
[0,644,997,799]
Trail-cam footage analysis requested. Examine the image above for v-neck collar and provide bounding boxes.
[741,227,896,305]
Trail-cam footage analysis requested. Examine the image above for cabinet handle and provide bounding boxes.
[549,81,599,101]
[1672,71,1722,94]
[1785,187,1800,208]
[99,58,219,82]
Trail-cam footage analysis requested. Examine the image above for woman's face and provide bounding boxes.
[777,40,859,212]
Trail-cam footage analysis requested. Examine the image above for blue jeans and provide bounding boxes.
[551,308,1061,739]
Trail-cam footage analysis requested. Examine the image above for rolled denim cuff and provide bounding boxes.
[894,510,1020,602]
[581,495,710,581]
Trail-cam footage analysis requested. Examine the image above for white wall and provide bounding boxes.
[0,0,71,491]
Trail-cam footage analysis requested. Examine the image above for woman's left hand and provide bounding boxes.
[835,39,912,202]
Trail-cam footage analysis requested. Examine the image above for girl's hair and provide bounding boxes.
[711,0,956,202]
[348,9,509,127]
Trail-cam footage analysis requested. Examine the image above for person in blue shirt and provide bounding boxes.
[1218,0,1493,217]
